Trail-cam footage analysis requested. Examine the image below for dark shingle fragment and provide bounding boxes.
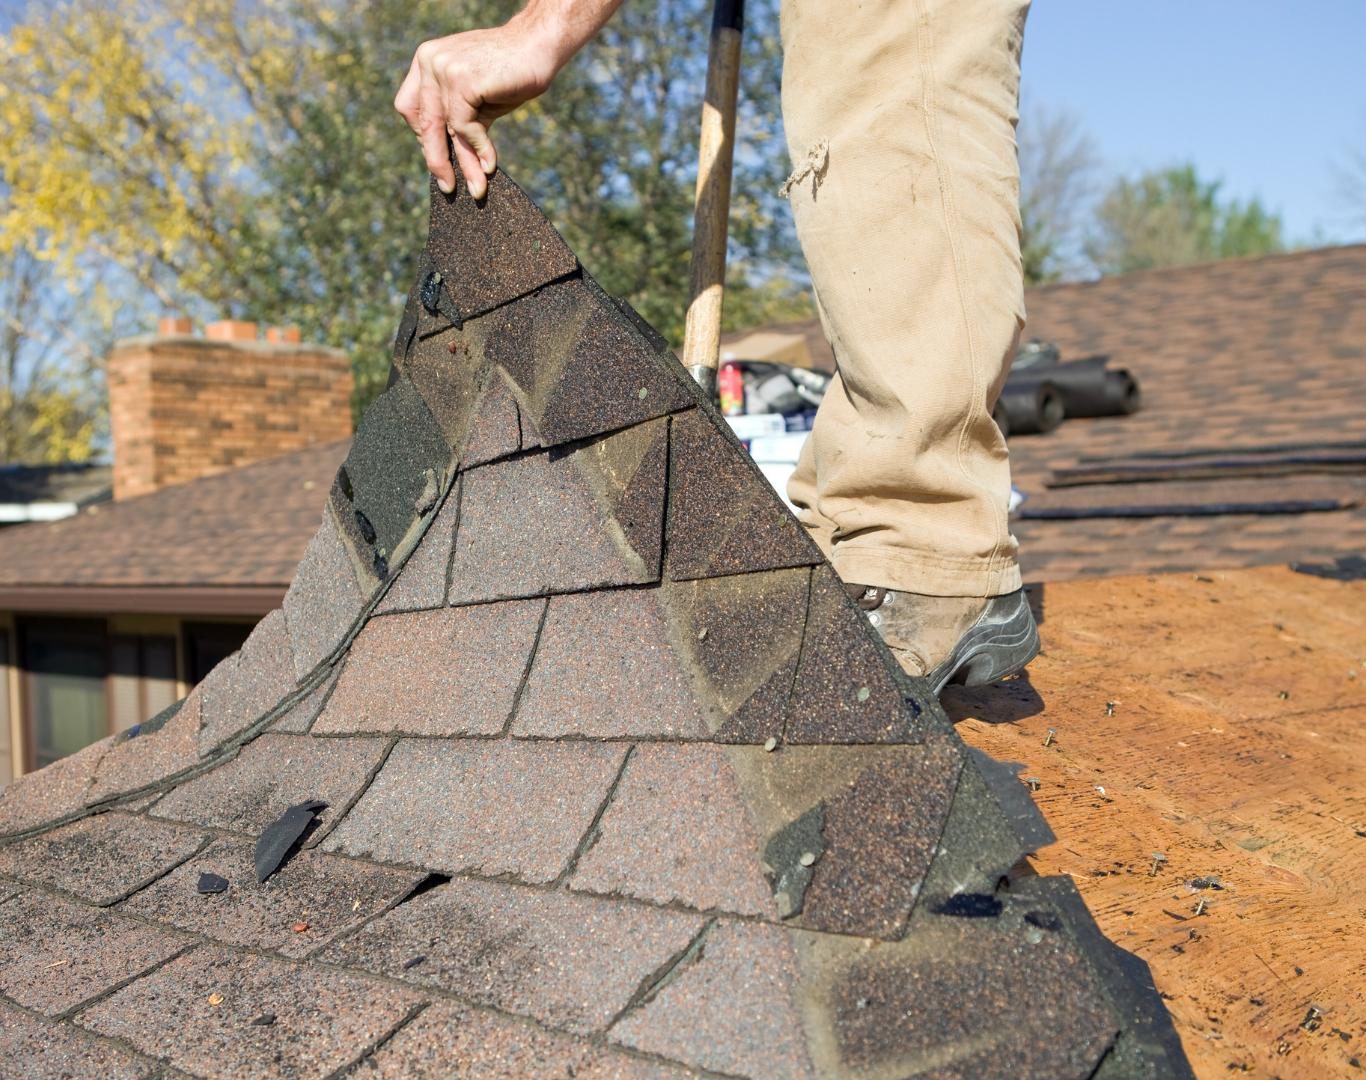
[281,509,367,679]
[425,170,578,321]
[197,608,298,755]
[121,837,424,958]
[784,566,932,744]
[321,739,628,884]
[363,1000,685,1078]
[0,1000,159,1079]
[252,799,328,883]
[482,276,694,447]
[447,419,667,605]
[0,890,189,1016]
[570,744,775,916]
[0,812,205,906]
[666,408,823,581]
[512,588,708,739]
[336,373,453,568]
[196,871,229,894]
[320,877,702,1035]
[610,921,814,1078]
[150,732,386,840]
[315,601,543,736]
[76,945,423,1080]
[658,568,810,741]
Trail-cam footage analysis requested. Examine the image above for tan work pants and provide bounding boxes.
[782,0,1029,597]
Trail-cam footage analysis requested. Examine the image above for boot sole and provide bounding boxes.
[927,595,1041,696]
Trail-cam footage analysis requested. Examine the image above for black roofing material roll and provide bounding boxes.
[1007,355,1142,420]
[994,380,1064,437]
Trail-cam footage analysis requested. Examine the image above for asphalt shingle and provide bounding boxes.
[321,739,628,884]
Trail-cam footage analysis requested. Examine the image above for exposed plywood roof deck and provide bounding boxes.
[948,564,1366,1077]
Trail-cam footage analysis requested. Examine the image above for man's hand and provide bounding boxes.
[396,1,624,199]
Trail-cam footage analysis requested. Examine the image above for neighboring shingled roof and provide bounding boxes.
[0,172,1190,1078]
[0,462,112,522]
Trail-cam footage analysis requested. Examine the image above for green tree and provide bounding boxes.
[1086,164,1285,276]
[1017,104,1101,284]
[0,241,104,463]
[0,0,804,415]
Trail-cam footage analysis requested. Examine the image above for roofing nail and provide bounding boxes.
[1043,728,1056,747]
[1149,852,1167,877]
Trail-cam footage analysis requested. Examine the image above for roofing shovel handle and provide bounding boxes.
[683,0,745,396]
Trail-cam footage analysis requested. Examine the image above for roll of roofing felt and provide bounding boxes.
[994,380,1064,436]
[1006,359,1142,419]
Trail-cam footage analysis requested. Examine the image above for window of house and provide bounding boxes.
[109,634,178,732]
[19,618,108,771]
[183,622,255,685]
[0,629,11,781]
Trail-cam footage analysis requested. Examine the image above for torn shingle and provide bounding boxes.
[123,838,424,958]
[150,732,386,840]
[425,171,578,321]
[253,799,328,883]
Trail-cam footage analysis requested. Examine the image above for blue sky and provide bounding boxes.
[1022,1,1366,245]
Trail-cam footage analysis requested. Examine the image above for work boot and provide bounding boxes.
[845,582,1040,694]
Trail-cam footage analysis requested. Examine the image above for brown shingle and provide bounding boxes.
[315,601,544,736]
[0,890,189,1016]
[76,945,423,1079]
[321,877,703,1035]
[321,739,628,884]
[0,813,206,906]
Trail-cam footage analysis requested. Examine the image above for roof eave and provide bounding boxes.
[0,584,283,618]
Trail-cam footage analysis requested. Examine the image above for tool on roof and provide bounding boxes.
[682,0,745,395]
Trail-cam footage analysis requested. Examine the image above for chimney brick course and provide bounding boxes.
[108,332,353,500]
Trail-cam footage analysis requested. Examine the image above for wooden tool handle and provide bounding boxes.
[683,0,744,393]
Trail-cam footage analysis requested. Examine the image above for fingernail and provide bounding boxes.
[437,177,454,194]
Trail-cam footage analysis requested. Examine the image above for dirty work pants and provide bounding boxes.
[781,0,1029,597]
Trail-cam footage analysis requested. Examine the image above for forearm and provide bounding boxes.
[508,0,627,78]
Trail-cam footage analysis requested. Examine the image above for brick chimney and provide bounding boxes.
[107,320,354,501]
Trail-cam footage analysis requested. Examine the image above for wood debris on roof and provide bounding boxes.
[0,172,1192,1078]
